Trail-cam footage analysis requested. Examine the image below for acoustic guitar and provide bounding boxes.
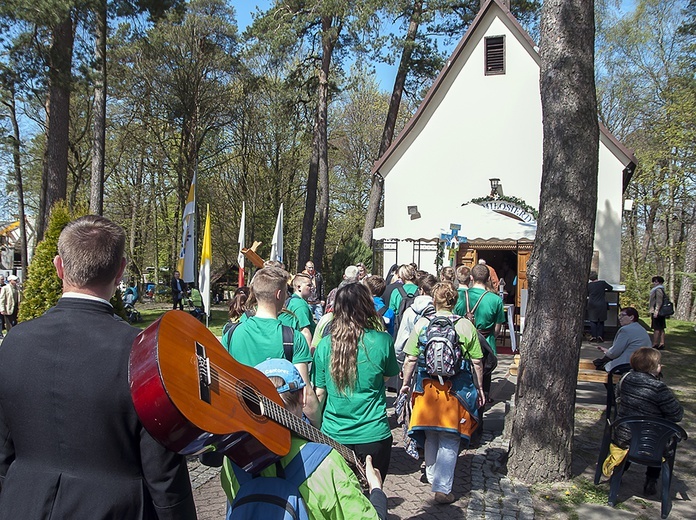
[129,310,365,481]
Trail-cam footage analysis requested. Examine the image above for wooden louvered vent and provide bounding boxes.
[485,36,505,75]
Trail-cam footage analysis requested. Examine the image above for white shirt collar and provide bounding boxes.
[62,292,113,307]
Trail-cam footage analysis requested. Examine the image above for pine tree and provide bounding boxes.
[18,202,73,321]
[18,205,128,322]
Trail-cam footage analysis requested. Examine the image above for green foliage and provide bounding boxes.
[327,235,372,289]
[18,202,73,321]
[18,202,128,321]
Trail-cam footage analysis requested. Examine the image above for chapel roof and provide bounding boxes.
[371,0,638,187]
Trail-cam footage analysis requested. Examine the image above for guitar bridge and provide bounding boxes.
[196,342,211,404]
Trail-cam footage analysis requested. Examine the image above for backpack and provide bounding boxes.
[464,290,486,323]
[229,442,332,520]
[222,321,295,362]
[393,285,418,337]
[424,315,463,384]
[464,291,498,377]
[476,330,498,377]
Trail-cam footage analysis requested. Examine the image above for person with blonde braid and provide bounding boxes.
[401,282,485,504]
[313,283,399,479]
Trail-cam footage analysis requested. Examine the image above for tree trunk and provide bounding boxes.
[675,215,695,320]
[90,0,107,216]
[508,0,599,483]
[362,0,422,246]
[37,13,74,242]
[312,17,341,272]
[5,87,28,274]
[129,154,145,282]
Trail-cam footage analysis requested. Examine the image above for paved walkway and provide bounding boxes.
[189,353,544,519]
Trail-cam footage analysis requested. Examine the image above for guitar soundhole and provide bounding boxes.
[238,382,264,420]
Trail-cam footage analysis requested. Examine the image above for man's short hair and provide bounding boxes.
[263,260,285,269]
[456,265,471,284]
[58,215,126,287]
[293,273,311,290]
[250,266,290,302]
[652,275,664,284]
[589,270,598,281]
[343,265,359,282]
[630,347,660,373]
[363,275,386,297]
[471,264,490,283]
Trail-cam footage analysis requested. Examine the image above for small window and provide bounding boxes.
[485,36,505,75]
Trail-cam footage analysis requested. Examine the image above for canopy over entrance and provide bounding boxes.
[373,203,537,243]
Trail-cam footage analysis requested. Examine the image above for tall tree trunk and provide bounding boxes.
[675,215,695,320]
[37,13,74,242]
[129,153,145,283]
[362,0,423,246]
[5,87,28,274]
[312,17,340,272]
[90,0,107,216]
[508,0,599,483]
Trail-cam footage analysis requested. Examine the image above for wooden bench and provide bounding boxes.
[508,355,622,384]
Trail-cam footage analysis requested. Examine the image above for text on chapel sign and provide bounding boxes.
[478,200,537,223]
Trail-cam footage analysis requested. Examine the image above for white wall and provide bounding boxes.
[379,5,627,282]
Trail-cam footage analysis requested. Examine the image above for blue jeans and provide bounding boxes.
[424,430,460,494]
[309,303,323,322]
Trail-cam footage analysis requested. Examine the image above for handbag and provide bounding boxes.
[658,300,674,317]
[658,289,674,317]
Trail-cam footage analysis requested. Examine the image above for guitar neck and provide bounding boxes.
[260,394,366,483]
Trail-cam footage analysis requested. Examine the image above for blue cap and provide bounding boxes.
[254,359,306,394]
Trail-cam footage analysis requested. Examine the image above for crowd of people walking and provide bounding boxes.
[0,213,683,519]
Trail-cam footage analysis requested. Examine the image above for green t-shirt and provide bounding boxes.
[223,316,312,366]
[313,329,399,444]
[453,287,505,354]
[278,309,303,330]
[403,310,483,360]
[388,282,418,315]
[286,294,316,334]
[221,436,379,520]
[239,309,303,331]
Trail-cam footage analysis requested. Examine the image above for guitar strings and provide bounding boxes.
[197,359,362,469]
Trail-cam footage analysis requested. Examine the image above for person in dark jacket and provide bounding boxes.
[614,347,683,496]
[0,215,196,519]
[171,270,185,310]
[587,270,612,343]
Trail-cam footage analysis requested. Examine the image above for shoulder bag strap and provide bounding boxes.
[282,325,294,362]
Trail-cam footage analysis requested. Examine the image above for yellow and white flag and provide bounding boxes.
[177,173,196,282]
[198,204,211,318]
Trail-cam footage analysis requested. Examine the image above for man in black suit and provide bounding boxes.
[0,215,196,519]
[171,270,185,310]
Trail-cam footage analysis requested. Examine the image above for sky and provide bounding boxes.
[230,1,640,93]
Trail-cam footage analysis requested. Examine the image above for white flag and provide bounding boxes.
[237,202,245,269]
[177,172,196,282]
[270,203,283,263]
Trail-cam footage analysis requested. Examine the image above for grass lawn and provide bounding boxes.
[133,303,230,338]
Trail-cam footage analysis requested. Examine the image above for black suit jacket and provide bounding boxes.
[0,297,196,519]
[171,278,185,300]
